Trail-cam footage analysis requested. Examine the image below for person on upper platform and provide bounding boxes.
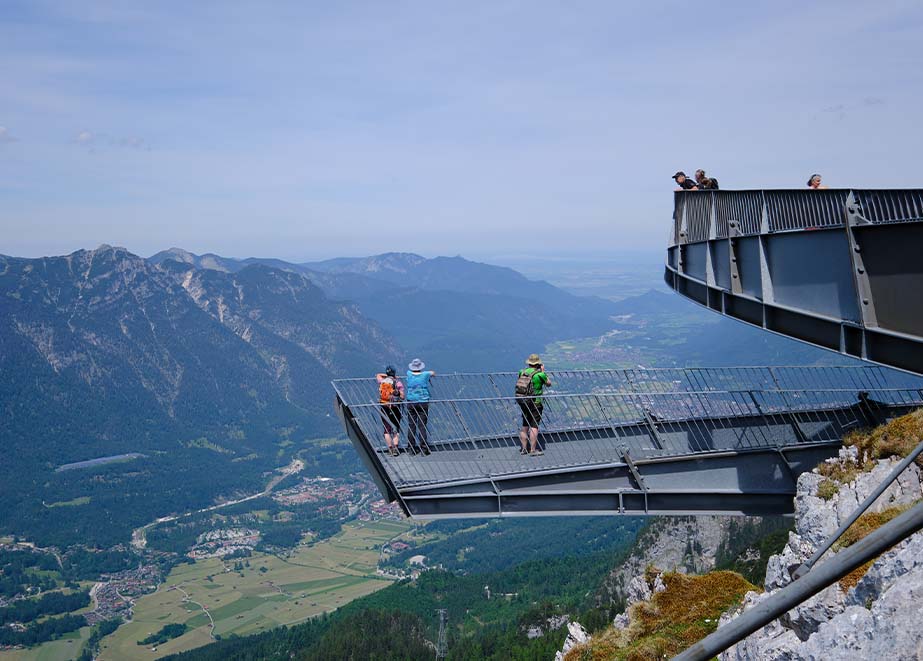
[807,173,828,190]
[672,171,698,190]
[695,169,719,190]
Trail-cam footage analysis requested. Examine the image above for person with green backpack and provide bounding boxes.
[515,353,551,456]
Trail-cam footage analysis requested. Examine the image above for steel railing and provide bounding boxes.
[671,188,923,245]
[333,366,920,405]
[334,369,923,490]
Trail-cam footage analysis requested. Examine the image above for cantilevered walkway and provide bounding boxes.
[665,189,923,375]
[334,366,923,519]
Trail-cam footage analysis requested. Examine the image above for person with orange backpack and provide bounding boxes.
[376,366,406,456]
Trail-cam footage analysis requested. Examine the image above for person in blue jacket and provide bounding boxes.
[405,358,435,455]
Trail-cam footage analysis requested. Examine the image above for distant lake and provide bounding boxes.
[55,452,146,472]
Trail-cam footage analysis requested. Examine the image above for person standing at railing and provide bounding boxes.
[672,171,698,191]
[807,173,828,189]
[406,358,435,456]
[695,169,719,190]
[515,354,551,456]
[376,366,406,457]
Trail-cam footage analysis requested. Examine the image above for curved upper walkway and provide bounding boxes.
[334,366,923,519]
[664,189,923,374]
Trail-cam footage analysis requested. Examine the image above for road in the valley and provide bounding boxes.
[131,458,305,550]
[171,583,216,640]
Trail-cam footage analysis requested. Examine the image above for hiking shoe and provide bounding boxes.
[421,446,432,456]
[519,448,528,455]
[530,449,544,456]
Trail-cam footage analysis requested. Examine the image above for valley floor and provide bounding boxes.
[99,520,409,660]
[0,519,410,661]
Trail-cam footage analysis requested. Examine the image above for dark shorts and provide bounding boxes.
[380,405,402,434]
[518,399,544,428]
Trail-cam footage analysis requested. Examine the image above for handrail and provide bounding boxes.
[338,387,921,409]
[670,189,923,246]
[332,364,900,382]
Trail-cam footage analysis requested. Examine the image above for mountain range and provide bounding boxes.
[149,248,621,371]
[0,246,618,546]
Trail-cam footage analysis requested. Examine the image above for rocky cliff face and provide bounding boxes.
[596,516,741,608]
[720,446,923,660]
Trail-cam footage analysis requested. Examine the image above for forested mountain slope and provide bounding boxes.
[0,246,398,546]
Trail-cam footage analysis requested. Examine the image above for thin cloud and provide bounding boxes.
[73,130,150,151]
[820,96,887,121]
[0,126,17,143]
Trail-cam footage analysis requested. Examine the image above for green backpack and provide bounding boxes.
[514,369,539,397]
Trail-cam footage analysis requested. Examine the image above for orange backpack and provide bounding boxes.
[379,378,402,404]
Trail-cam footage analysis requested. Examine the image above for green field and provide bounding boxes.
[97,519,410,660]
[0,627,93,661]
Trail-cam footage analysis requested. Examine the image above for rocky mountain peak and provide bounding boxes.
[153,247,197,264]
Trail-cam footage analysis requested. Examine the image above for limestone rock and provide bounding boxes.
[554,621,590,661]
[625,574,652,606]
[798,571,923,659]
[793,472,837,548]
[847,531,923,608]
[780,584,845,641]
[765,532,815,591]
[652,572,666,594]
[611,611,629,630]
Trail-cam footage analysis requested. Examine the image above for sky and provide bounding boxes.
[2,1,922,262]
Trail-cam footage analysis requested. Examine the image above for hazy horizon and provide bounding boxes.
[1,242,664,266]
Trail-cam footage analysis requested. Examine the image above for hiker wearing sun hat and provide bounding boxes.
[406,358,436,455]
[514,353,551,456]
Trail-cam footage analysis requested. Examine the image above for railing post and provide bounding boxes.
[593,394,633,460]
[641,406,666,450]
[728,233,743,295]
[843,191,879,340]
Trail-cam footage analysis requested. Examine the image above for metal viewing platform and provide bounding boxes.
[665,189,923,375]
[333,366,923,519]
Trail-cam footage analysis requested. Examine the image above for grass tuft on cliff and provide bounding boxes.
[814,409,923,588]
[844,408,923,467]
[816,408,923,489]
[565,570,755,661]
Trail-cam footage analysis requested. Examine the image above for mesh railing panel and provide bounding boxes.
[333,366,918,406]
[764,190,848,232]
[854,190,923,224]
[715,190,763,237]
[683,194,713,243]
